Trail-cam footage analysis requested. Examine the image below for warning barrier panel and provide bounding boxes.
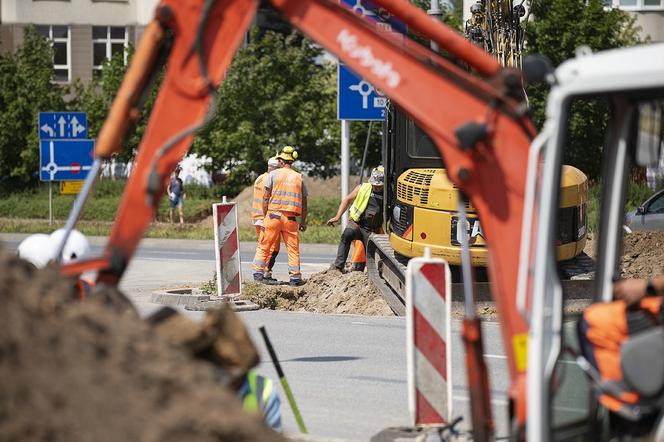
[213,201,242,296]
[406,256,453,426]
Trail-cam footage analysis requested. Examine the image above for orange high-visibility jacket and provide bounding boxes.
[252,172,268,221]
[267,168,303,215]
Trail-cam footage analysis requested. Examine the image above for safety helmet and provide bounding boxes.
[276,145,298,162]
[50,229,91,264]
[17,234,57,269]
[267,156,280,168]
[368,166,384,186]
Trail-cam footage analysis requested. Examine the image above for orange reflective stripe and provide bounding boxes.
[268,168,303,215]
[252,173,268,221]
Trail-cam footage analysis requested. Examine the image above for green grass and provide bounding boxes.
[0,182,342,243]
[0,218,340,243]
[0,180,219,223]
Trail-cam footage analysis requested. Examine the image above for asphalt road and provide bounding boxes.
[134,306,511,441]
[0,234,334,302]
[2,233,512,440]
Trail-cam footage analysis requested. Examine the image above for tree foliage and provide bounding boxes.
[0,27,65,191]
[70,48,161,164]
[192,29,340,185]
[526,0,643,178]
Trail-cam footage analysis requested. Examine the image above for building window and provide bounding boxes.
[92,26,128,77]
[35,25,70,83]
[608,0,664,9]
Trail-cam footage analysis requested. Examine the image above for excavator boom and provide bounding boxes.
[62,0,538,433]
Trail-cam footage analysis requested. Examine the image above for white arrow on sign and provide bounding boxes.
[40,124,55,137]
[71,116,85,137]
[58,116,67,137]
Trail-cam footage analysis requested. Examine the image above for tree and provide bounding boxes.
[526,0,643,179]
[0,27,65,191]
[192,29,339,185]
[70,47,162,164]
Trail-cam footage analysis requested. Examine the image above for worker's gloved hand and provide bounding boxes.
[326,216,339,227]
[613,278,648,306]
[169,192,176,200]
[299,221,307,232]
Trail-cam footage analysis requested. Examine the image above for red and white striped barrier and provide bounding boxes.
[213,199,242,296]
[406,254,453,426]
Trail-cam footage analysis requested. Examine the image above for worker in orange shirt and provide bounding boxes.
[578,274,663,430]
[252,146,308,287]
[252,157,281,283]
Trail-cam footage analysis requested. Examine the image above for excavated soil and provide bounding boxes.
[0,247,283,442]
[245,268,393,316]
[620,230,664,279]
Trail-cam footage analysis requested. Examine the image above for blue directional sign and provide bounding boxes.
[338,64,387,120]
[338,1,406,121]
[39,112,87,139]
[40,139,95,182]
[340,0,407,34]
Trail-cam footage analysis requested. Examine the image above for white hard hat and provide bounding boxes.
[50,229,90,264]
[267,157,280,168]
[17,234,57,268]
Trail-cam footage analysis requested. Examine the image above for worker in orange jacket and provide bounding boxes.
[579,274,663,422]
[252,157,281,283]
[252,146,308,286]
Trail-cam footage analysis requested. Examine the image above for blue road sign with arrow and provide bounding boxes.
[39,112,87,139]
[337,0,406,121]
[40,139,95,182]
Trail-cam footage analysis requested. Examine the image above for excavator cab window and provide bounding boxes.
[549,93,664,441]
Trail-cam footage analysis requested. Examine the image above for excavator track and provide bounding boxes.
[366,234,409,316]
[366,234,596,316]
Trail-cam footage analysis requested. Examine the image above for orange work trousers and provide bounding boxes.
[253,212,301,281]
[350,240,366,270]
[580,297,662,412]
[255,224,280,276]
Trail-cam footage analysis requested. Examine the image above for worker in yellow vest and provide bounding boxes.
[327,166,384,272]
[251,157,281,283]
[240,370,282,432]
[252,146,308,286]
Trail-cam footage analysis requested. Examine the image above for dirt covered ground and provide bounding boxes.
[245,268,393,316]
[0,247,283,442]
[620,230,664,278]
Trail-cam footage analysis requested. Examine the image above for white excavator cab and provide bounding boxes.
[519,43,664,441]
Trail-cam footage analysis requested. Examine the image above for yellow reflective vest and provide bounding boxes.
[349,183,372,222]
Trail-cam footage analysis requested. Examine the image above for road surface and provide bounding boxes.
[2,233,513,440]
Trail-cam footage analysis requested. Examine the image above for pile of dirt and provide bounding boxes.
[246,268,393,316]
[0,248,283,442]
[620,230,664,279]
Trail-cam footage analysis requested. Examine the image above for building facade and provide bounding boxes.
[462,0,664,43]
[0,0,160,83]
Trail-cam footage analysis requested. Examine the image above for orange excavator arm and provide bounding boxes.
[62,0,536,434]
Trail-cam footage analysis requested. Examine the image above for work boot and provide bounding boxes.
[289,279,305,287]
[253,273,264,282]
[263,275,279,284]
[329,263,346,273]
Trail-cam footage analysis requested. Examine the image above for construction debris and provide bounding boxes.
[245,268,393,316]
[0,247,284,442]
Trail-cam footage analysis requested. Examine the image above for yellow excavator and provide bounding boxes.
[366,1,591,314]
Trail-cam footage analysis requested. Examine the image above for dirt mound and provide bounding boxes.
[621,230,664,279]
[245,269,393,316]
[0,248,283,442]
